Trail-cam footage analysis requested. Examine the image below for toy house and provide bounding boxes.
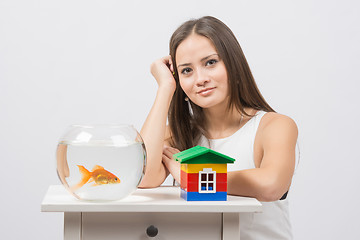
[173,146,235,201]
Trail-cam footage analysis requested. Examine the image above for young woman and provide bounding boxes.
[139,16,298,239]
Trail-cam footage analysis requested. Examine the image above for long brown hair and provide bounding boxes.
[168,16,274,150]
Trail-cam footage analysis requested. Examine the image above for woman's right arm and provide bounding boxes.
[138,55,176,188]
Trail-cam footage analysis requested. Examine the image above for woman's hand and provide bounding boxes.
[150,55,176,93]
[162,145,181,184]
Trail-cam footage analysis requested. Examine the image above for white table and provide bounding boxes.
[41,185,262,240]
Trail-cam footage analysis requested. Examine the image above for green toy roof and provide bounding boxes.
[173,146,235,164]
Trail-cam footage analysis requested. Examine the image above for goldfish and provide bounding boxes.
[71,165,120,191]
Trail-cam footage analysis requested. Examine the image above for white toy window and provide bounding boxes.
[199,168,216,193]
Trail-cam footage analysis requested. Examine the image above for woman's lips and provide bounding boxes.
[197,87,215,96]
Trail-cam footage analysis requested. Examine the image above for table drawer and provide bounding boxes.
[82,212,222,240]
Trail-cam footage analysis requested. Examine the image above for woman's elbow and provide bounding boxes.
[257,181,288,202]
[138,178,163,188]
[138,170,166,188]
[138,183,161,189]
[258,189,282,202]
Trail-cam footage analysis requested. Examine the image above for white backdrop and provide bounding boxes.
[1,0,359,239]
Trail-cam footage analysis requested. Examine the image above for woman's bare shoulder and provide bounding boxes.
[259,112,298,140]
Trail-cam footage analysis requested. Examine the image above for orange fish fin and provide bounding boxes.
[70,165,91,192]
[91,183,99,187]
[92,165,104,171]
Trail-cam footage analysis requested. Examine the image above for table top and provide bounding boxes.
[41,185,262,213]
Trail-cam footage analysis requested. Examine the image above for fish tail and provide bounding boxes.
[71,165,91,191]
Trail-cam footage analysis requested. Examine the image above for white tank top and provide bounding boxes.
[198,111,293,240]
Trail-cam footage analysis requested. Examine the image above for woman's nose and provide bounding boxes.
[195,68,209,87]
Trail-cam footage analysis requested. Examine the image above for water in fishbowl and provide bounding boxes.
[57,140,145,201]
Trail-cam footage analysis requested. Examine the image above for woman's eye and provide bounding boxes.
[206,59,218,66]
[181,68,192,75]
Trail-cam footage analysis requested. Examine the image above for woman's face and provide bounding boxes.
[176,34,229,110]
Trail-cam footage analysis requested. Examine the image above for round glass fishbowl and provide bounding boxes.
[56,124,146,201]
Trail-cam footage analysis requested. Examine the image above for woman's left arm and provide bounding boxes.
[227,114,298,202]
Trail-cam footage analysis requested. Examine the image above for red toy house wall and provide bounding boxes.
[180,170,227,192]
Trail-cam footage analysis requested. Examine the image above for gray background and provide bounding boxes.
[1,0,359,239]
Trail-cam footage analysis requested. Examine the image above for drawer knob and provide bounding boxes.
[146,225,158,237]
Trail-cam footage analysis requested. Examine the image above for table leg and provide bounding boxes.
[64,212,82,240]
[222,213,240,240]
